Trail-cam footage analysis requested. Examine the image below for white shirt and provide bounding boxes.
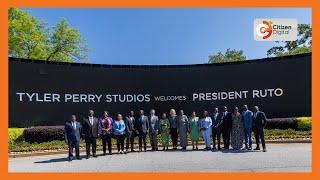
[89,117,94,125]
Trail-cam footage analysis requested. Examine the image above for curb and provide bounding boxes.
[9,139,311,159]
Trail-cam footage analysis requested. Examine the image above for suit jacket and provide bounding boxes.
[137,115,149,134]
[148,115,160,134]
[82,116,99,138]
[211,112,223,130]
[242,110,253,129]
[64,121,82,142]
[252,111,267,129]
[125,116,136,134]
[221,111,232,130]
[168,115,179,129]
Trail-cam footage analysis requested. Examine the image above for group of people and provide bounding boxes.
[64,105,268,161]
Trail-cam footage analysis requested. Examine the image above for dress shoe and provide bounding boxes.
[93,154,97,158]
[253,147,260,150]
[86,156,90,159]
[263,149,267,152]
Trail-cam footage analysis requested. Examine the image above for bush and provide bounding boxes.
[297,117,312,131]
[24,126,65,143]
[265,118,298,130]
[8,128,24,144]
[264,129,311,140]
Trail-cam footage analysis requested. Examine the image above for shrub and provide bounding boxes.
[24,126,65,143]
[297,117,312,131]
[265,118,298,130]
[8,128,24,144]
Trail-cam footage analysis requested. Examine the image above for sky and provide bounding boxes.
[26,8,311,65]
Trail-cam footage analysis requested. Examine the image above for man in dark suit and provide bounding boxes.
[252,106,267,152]
[136,110,149,152]
[64,115,82,161]
[221,106,232,149]
[125,110,137,153]
[82,110,99,158]
[211,107,223,150]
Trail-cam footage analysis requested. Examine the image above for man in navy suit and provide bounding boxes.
[64,115,82,161]
[242,105,253,150]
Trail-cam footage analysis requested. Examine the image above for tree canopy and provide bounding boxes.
[9,8,89,62]
[267,24,312,57]
[208,48,246,64]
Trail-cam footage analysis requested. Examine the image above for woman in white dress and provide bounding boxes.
[200,111,212,150]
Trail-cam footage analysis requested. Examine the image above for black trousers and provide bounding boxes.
[254,127,266,149]
[85,137,97,156]
[102,134,112,154]
[222,128,231,149]
[138,132,147,151]
[115,134,125,152]
[212,128,221,149]
[68,139,80,160]
[170,128,178,148]
[126,132,135,151]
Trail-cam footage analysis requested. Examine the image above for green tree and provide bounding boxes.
[8,8,89,62]
[46,19,89,62]
[208,48,246,63]
[267,24,312,57]
[9,8,47,59]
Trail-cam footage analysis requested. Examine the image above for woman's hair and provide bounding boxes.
[103,111,108,116]
[203,110,209,117]
[117,113,123,120]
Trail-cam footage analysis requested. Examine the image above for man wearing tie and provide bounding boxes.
[148,109,160,151]
[211,107,223,150]
[221,106,232,149]
[82,110,99,158]
[125,110,137,153]
[242,105,253,150]
[136,110,149,152]
[252,106,268,152]
[64,115,82,161]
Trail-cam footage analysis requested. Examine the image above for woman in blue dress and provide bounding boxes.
[113,114,126,154]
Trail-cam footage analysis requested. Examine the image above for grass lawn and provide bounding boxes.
[9,129,311,153]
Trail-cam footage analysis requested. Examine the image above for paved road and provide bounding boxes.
[9,143,311,172]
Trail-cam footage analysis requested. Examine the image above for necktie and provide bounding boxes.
[73,122,76,130]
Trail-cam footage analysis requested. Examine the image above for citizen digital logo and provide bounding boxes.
[254,18,297,41]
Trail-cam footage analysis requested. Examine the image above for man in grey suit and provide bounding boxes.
[137,110,149,152]
[148,109,160,151]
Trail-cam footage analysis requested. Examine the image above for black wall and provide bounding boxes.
[9,54,311,127]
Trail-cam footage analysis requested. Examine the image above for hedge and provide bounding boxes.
[13,117,312,144]
[24,126,65,143]
[265,117,311,131]
[8,128,24,144]
[297,117,312,131]
[265,118,298,130]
